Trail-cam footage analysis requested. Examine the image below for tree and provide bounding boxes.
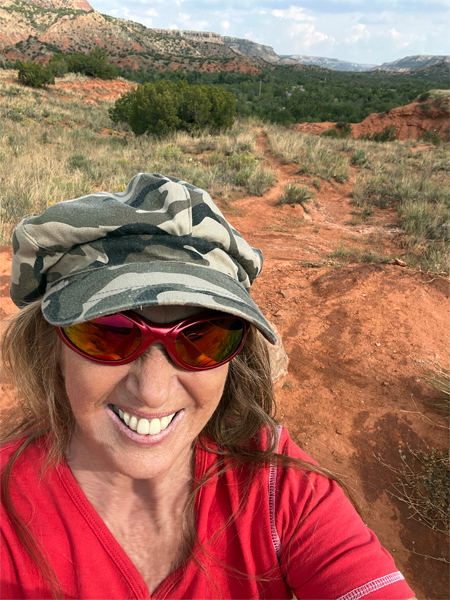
[109,80,235,137]
[48,55,68,77]
[52,49,119,80]
[18,62,55,88]
[128,81,181,137]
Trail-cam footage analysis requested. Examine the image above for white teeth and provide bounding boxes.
[149,418,161,435]
[115,407,176,435]
[137,418,150,435]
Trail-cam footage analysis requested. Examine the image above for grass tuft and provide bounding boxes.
[277,184,313,211]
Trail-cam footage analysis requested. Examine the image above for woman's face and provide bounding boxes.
[60,305,229,480]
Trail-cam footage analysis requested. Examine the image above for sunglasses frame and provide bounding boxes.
[55,310,248,371]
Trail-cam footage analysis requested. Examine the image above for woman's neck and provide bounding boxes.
[65,434,195,525]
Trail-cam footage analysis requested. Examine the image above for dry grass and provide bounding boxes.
[264,122,450,274]
[264,124,350,183]
[377,446,449,538]
[0,75,276,242]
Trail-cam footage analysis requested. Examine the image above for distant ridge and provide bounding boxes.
[21,0,92,11]
[281,55,376,72]
[372,55,449,72]
[1,1,447,77]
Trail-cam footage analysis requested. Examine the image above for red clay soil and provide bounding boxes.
[293,96,450,141]
[1,133,449,599]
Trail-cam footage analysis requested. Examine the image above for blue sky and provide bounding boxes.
[89,0,450,65]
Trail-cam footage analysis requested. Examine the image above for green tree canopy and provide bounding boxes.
[18,62,55,88]
[49,49,118,80]
[110,80,235,136]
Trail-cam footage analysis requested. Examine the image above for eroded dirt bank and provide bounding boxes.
[292,96,450,141]
[1,133,449,600]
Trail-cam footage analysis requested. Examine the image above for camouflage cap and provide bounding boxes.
[11,173,277,344]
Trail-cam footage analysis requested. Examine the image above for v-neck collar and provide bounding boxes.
[57,439,208,599]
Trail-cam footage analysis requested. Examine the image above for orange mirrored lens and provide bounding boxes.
[63,315,142,361]
[175,318,244,368]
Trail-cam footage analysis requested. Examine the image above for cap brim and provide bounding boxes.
[42,262,278,344]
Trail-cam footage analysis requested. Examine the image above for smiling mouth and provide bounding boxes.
[110,405,178,436]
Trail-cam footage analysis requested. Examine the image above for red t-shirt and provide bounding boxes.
[1,428,414,599]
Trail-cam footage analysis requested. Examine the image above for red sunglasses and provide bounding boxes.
[56,310,248,371]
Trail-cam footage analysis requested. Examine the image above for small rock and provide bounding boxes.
[375,343,381,347]
[383,381,390,386]
[336,429,343,435]
[394,259,407,267]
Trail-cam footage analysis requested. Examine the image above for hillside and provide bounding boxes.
[373,54,449,72]
[282,55,376,71]
[0,0,266,73]
[22,0,92,10]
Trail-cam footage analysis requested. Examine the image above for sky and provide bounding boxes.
[89,0,450,66]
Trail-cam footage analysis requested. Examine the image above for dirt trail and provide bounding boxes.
[1,133,449,599]
[223,132,449,599]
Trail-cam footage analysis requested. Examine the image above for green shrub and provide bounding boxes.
[48,56,68,77]
[360,125,398,143]
[109,80,235,137]
[18,62,55,88]
[277,184,313,211]
[419,130,442,146]
[245,169,277,196]
[227,153,257,171]
[156,145,183,161]
[322,123,351,139]
[61,48,119,80]
[67,153,91,172]
[351,149,369,167]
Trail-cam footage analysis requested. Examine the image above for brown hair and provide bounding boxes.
[1,301,355,598]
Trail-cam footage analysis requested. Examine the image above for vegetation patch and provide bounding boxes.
[277,184,313,211]
[109,79,236,136]
[0,77,277,242]
[328,246,391,264]
[378,446,449,537]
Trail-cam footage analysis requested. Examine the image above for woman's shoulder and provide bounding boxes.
[0,433,51,471]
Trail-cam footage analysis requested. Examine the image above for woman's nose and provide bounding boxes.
[125,343,178,406]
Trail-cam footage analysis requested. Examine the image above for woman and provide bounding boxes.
[1,173,415,599]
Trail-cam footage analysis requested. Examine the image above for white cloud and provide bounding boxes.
[179,12,191,21]
[271,6,332,47]
[222,20,230,31]
[291,23,334,47]
[272,6,315,22]
[390,28,401,40]
[145,9,158,17]
[345,23,371,43]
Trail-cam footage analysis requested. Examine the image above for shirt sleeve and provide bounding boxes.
[275,429,415,600]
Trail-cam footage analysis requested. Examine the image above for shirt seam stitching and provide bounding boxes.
[269,424,283,560]
[337,571,405,600]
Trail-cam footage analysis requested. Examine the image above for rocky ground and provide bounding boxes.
[1,95,449,599]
